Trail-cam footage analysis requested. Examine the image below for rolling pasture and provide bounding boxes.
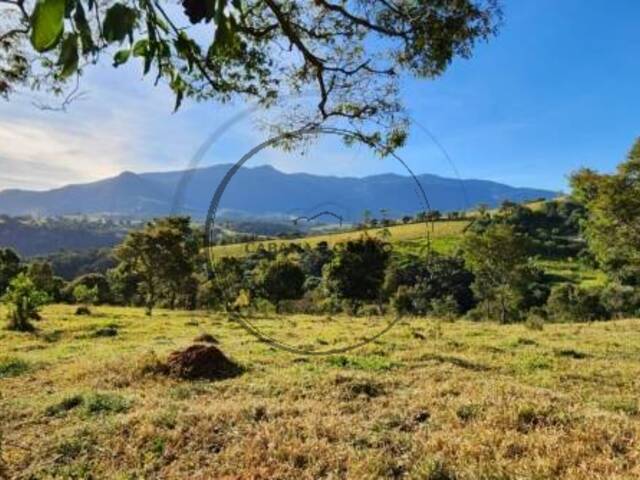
[2,305,640,478]
[210,220,470,257]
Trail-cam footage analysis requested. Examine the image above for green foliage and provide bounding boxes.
[4,0,501,150]
[106,263,140,306]
[30,0,66,52]
[0,248,21,296]
[84,392,131,415]
[600,282,640,318]
[202,256,248,311]
[3,273,49,331]
[102,3,138,43]
[323,236,390,312]
[462,224,541,323]
[546,283,608,322]
[65,273,111,305]
[571,138,640,286]
[0,357,30,378]
[57,33,79,79]
[384,253,475,316]
[257,258,305,311]
[115,217,198,315]
[26,261,63,301]
[45,395,84,417]
[72,284,98,307]
[471,199,586,259]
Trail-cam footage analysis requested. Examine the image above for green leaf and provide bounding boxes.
[170,74,185,112]
[56,33,78,79]
[103,3,138,44]
[30,0,66,52]
[73,0,95,55]
[113,49,131,67]
[132,39,148,57]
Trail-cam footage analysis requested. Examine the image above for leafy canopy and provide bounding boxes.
[1,0,501,149]
[570,138,640,285]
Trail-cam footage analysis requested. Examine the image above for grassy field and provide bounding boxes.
[2,305,640,479]
[210,220,470,257]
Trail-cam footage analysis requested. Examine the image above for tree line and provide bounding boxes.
[2,138,640,331]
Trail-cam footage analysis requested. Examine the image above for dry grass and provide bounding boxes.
[1,305,640,479]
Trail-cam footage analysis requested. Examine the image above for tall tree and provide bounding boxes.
[571,138,640,285]
[257,257,305,312]
[462,223,537,323]
[114,216,198,315]
[1,0,501,149]
[323,235,389,312]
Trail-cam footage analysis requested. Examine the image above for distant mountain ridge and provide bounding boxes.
[0,164,559,219]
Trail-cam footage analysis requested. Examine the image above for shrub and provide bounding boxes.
[600,283,640,318]
[525,309,545,331]
[257,258,305,312]
[430,295,460,321]
[3,273,49,331]
[385,253,475,315]
[324,236,390,314]
[65,273,112,305]
[391,285,415,317]
[547,283,609,322]
[73,284,98,315]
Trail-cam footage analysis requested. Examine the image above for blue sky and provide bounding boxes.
[1,0,638,192]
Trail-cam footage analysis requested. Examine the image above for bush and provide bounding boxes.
[547,283,609,322]
[391,285,415,317]
[65,273,112,305]
[73,284,98,314]
[385,253,475,316]
[324,236,390,313]
[3,273,49,331]
[430,295,460,321]
[257,258,305,312]
[525,308,546,330]
[600,283,640,318]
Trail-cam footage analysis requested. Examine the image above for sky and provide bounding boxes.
[1,0,639,193]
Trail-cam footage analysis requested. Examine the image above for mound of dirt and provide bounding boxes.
[166,344,243,380]
[194,333,219,344]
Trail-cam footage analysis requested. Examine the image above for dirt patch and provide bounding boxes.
[166,344,243,381]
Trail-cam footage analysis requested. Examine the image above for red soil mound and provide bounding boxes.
[166,344,242,380]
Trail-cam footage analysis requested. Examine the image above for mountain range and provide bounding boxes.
[0,164,559,220]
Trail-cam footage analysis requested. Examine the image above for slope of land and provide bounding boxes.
[209,219,469,257]
[1,305,639,478]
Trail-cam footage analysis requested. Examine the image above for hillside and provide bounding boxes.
[0,165,559,219]
[210,219,469,257]
[0,215,127,257]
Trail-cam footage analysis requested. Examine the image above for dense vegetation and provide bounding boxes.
[0,215,127,257]
[2,139,640,332]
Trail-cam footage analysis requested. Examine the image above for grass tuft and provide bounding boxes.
[45,395,84,417]
[0,357,30,378]
[84,392,131,415]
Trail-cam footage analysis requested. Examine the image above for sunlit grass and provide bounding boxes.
[209,220,470,257]
[2,304,640,478]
